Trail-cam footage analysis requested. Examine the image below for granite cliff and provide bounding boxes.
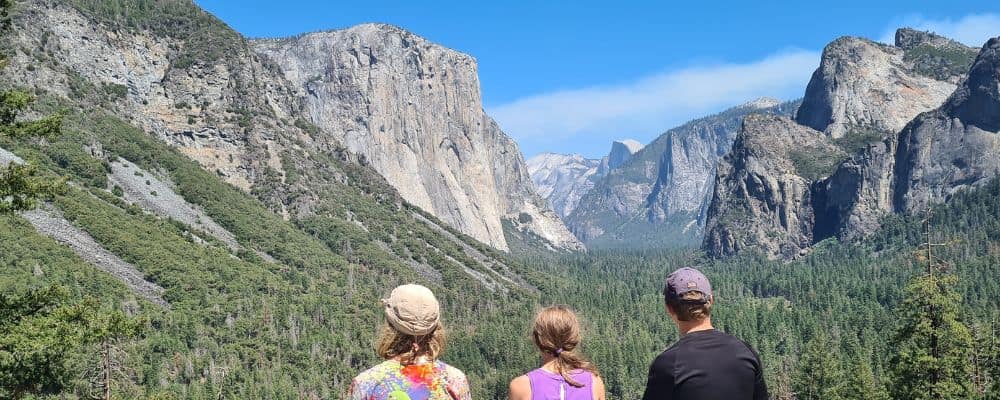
[704,29,996,259]
[253,25,582,251]
[566,98,798,248]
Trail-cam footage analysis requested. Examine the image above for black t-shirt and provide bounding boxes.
[641,329,767,400]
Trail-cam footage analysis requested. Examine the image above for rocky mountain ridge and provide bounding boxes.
[704,29,997,259]
[527,139,642,218]
[796,29,972,139]
[2,0,551,301]
[252,24,582,252]
[6,0,579,253]
[566,98,798,248]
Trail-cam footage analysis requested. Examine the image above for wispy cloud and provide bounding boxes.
[488,50,819,157]
[879,13,1000,47]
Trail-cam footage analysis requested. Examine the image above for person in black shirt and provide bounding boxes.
[641,267,768,400]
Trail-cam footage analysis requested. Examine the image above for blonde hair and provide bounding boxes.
[531,305,599,387]
[375,321,446,364]
[666,291,712,321]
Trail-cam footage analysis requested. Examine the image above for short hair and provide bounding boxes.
[375,321,446,363]
[665,291,712,322]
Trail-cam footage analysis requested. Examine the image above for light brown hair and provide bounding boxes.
[666,291,712,322]
[531,305,599,387]
[375,321,446,364]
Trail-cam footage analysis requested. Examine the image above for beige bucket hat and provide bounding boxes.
[382,284,440,336]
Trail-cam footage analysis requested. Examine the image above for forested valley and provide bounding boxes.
[1,0,998,399]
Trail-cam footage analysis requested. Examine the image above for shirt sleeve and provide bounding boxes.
[747,344,768,400]
[641,353,674,400]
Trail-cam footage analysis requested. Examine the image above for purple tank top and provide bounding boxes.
[526,368,594,400]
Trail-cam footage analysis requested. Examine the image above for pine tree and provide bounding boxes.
[842,355,889,400]
[987,319,1000,400]
[793,331,845,400]
[0,286,93,398]
[889,213,974,400]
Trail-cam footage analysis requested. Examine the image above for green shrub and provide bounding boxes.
[789,148,845,181]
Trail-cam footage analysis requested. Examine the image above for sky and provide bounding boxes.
[195,0,1000,159]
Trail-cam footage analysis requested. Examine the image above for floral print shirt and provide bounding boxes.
[348,360,472,400]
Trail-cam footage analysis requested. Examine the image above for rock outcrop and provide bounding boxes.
[796,30,974,139]
[22,206,169,307]
[809,32,995,243]
[705,31,999,259]
[253,25,582,251]
[3,0,311,204]
[6,0,579,253]
[894,37,1000,212]
[600,139,643,173]
[703,115,844,259]
[567,98,797,247]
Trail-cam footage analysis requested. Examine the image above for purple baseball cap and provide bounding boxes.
[664,267,713,303]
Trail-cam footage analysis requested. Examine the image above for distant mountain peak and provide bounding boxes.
[604,139,644,172]
[614,139,644,154]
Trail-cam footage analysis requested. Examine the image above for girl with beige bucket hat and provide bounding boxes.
[348,284,471,400]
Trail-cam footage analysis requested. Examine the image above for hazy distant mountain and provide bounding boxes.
[527,139,642,218]
[566,98,799,248]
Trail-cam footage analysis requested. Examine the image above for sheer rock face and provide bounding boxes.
[252,25,582,251]
[894,37,1000,213]
[706,33,999,260]
[567,99,796,247]
[8,2,579,253]
[600,139,644,173]
[703,115,844,259]
[812,136,898,241]
[796,31,973,139]
[815,36,1000,242]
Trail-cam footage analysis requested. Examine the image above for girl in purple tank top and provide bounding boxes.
[509,306,606,400]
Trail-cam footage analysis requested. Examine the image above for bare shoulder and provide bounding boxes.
[440,363,472,400]
[509,375,531,400]
[591,373,606,400]
[442,363,468,381]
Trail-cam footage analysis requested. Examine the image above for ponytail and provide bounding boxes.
[531,305,600,388]
[552,346,597,387]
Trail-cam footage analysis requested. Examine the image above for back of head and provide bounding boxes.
[663,267,713,322]
[377,284,446,364]
[531,305,598,387]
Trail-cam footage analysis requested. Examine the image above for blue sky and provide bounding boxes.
[196,0,999,158]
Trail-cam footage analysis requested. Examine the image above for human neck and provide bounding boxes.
[539,353,559,372]
[676,318,714,335]
[392,354,431,365]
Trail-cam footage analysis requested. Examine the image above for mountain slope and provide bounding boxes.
[893,36,1000,213]
[703,115,844,258]
[704,30,997,259]
[1,0,554,396]
[567,98,798,248]
[527,139,642,219]
[252,25,582,252]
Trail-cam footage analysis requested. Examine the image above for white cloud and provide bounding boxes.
[879,13,1000,47]
[488,50,819,157]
